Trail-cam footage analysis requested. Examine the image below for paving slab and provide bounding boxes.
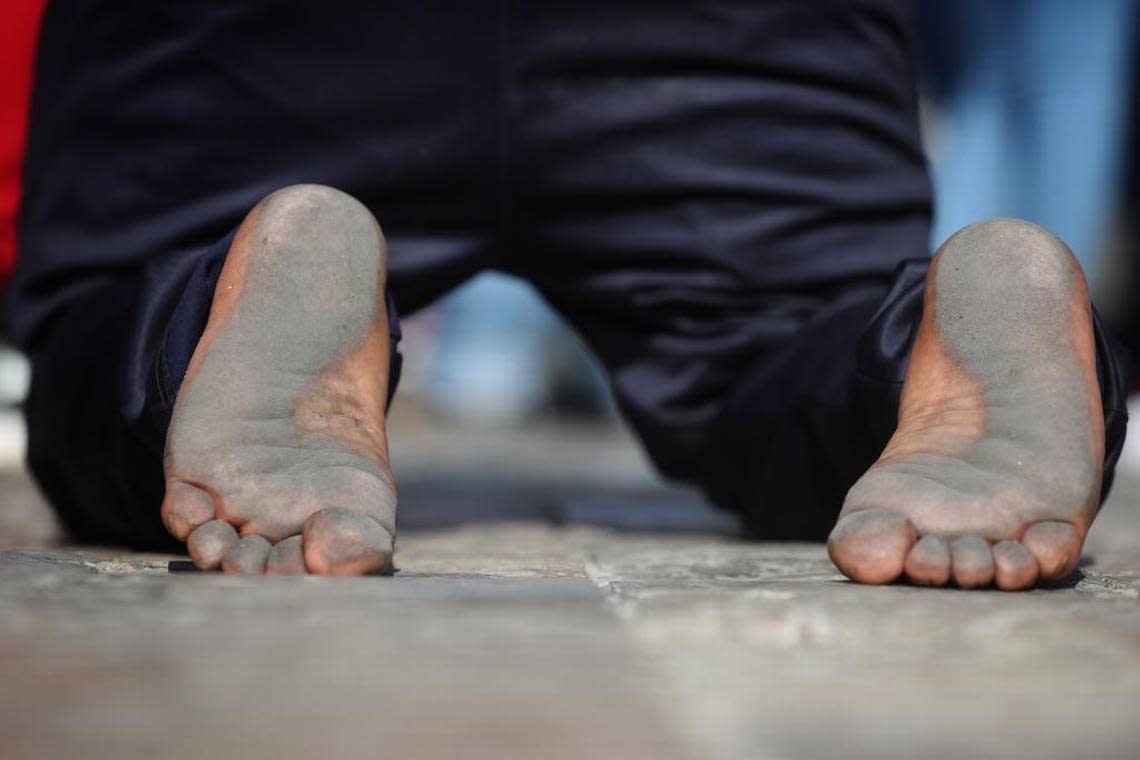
[579,471,1140,760]
[1,407,1139,760]
[586,539,1140,760]
[0,538,694,760]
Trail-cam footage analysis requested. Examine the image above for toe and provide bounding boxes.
[303,508,394,576]
[950,536,994,589]
[1022,521,1082,581]
[222,535,272,574]
[827,509,917,585]
[992,540,1039,591]
[266,535,307,576]
[904,535,951,586]
[162,482,217,540]
[187,520,239,570]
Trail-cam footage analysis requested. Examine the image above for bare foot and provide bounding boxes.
[161,184,397,575]
[828,219,1104,591]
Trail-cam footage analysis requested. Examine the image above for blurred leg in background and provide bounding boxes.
[0,298,31,466]
[0,333,29,408]
[0,0,44,461]
[921,0,1137,295]
[423,272,612,426]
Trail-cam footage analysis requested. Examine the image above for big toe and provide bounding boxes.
[1022,521,1082,581]
[828,509,917,585]
[162,482,217,540]
[303,508,394,576]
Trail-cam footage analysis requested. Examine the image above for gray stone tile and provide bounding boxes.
[0,546,694,760]
[4,434,1140,760]
[583,534,1140,759]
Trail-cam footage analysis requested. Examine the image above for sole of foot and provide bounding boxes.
[828,218,1104,591]
[161,184,398,575]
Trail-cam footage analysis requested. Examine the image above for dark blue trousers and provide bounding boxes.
[10,0,1128,548]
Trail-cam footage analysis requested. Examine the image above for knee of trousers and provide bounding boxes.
[688,259,1129,535]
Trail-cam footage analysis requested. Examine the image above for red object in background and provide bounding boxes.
[0,0,48,288]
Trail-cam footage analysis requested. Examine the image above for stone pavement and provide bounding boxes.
[1,409,1139,759]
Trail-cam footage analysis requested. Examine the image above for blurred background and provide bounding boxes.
[4,0,1140,541]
